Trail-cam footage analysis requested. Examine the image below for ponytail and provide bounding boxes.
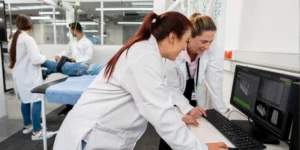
[9,30,22,69]
[9,14,32,69]
[104,12,159,80]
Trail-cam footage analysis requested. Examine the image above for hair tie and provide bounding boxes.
[152,15,160,23]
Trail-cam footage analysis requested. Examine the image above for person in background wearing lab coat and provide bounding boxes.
[8,14,56,140]
[54,22,94,116]
[53,11,228,150]
[159,12,229,150]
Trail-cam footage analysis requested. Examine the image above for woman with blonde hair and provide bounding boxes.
[160,12,229,150]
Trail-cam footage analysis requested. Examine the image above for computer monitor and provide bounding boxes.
[0,1,7,42]
[230,65,299,143]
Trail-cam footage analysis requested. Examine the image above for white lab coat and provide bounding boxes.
[165,47,227,114]
[8,31,46,103]
[53,35,208,150]
[58,35,94,62]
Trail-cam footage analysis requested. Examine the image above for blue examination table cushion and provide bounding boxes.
[45,75,96,105]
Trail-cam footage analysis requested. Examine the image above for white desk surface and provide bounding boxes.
[189,109,289,150]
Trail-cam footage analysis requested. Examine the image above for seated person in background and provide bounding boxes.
[41,56,104,79]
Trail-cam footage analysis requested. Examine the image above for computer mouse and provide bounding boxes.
[228,147,239,150]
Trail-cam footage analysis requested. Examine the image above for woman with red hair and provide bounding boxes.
[54,11,228,150]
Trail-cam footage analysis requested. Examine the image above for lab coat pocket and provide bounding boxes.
[86,123,131,150]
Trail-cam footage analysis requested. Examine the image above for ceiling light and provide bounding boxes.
[17,5,53,10]
[53,22,99,26]
[136,11,150,14]
[95,8,153,11]
[31,16,51,20]
[81,22,99,25]
[39,11,60,15]
[54,23,67,26]
[93,35,107,38]
[83,30,99,33]
[132,2,153,6]
[118,22,142,25]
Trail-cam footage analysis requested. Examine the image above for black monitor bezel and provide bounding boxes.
[230,65,299,140]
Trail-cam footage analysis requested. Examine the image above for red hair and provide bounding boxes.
[104,11,192,81]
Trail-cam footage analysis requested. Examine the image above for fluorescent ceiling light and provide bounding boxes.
[81,22,99,25]
[53,22,99,26]
[83,30,99,33]
[39,11,60,15]
[17,5,53,10]
[96,8,153,11]
[53,22,67,26]
[136,11,150,14]
[93,35,107,38]
[132,2,153,6]
[118,21,142,25]
[31,16,51,20]
[5,7,19,11]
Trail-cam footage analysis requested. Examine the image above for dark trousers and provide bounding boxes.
[159,138,172,150]
[66,104,73,110]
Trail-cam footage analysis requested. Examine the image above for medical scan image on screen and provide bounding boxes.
[232,69,291,131]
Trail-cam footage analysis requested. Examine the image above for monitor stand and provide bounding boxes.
[231,120,280,144]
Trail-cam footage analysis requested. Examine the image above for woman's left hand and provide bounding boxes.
[182,115,199,126]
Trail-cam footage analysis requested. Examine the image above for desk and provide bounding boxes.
[190,112,289,150]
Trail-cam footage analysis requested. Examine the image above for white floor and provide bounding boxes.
[0,73,67,143]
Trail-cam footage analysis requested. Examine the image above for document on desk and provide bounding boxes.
[45,75,96,105]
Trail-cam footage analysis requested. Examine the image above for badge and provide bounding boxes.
[191,90,197,101]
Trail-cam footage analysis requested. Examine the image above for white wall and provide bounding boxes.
[225,0,299,53]
[239,0,299,53]
[32,24,45,44]
[224,0,243,50]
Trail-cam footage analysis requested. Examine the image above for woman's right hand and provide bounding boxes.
[188,107,206,119]
[206,142,228,150]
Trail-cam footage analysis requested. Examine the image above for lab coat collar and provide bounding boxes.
[148,35,160,54]
[178,49,207,64]
[77,35,87,42]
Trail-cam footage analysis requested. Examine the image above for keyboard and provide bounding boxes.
[203,109,266,150]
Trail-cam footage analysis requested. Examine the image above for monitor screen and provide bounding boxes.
[230,65,299,140]
[0,2,7,42]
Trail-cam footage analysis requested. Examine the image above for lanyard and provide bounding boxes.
[185,58,200,88]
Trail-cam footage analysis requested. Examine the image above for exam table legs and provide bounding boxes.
[41,97,47,150]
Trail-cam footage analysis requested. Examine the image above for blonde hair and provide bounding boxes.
[189,12,216,37]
